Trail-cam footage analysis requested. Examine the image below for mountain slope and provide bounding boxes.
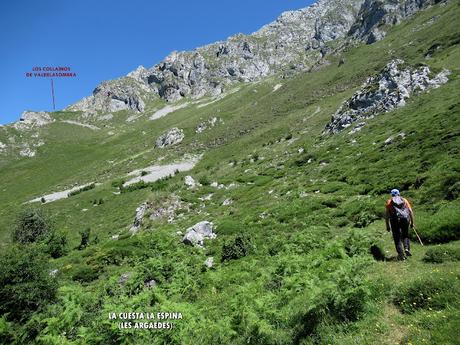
[0,0,459,344]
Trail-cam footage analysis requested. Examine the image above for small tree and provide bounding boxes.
[0,245,57,321]
[12,208,52,244]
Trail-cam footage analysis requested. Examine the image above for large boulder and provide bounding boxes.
[155,128,184,148]
[182,221,216,247]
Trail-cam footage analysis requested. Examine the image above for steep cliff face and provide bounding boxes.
[68,0,365,113]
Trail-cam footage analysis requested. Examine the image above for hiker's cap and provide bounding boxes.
[391,189,400,196]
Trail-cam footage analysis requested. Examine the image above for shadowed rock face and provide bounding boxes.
[324,59,450,134]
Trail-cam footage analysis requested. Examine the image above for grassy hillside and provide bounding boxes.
[0,2,459,344]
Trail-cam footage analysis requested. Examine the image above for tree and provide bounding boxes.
[12,208,52,244]
[78,228,91,250]
[0,245,57,321]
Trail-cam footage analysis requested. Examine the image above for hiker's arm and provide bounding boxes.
[406,199,415,228]
[409,206,415,228]
[385,206,391,231]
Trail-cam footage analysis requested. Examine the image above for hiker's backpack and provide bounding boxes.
[390,196,411,220]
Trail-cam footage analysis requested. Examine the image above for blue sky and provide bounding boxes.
[0,0,313,124]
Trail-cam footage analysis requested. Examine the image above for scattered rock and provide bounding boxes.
[204,257,214,268]
[182,221,217,247]
[19,147,36,157]
[144,279,157,288]
[259,211,269,219]
[118,272,132,285]
[384,132,406,145]
[196,117,222,133]
[155,128,184,148]
[149,195,187,223]
[185,175,198,188]
[129,202,149,234]
[222,198,233,206]
[199,194,213,201]
[49,269,59,277]
[111,234,119,240]
[273,84,283,92]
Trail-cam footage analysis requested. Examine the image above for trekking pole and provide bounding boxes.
[412,226,424,246]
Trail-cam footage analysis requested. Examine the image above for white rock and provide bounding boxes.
[155,128,184,148]
[204,257,214,268]
[185,175,198,188]
[182,221,216,247]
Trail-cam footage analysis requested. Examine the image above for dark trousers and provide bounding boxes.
[390,218,410,258]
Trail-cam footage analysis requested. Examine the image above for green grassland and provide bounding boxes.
[0,2,460,344]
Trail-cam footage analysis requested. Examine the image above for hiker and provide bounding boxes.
[385,189,415,260]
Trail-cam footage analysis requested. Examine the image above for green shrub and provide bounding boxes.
[71,265,99,283]
[151,178,169,191]
[393,275,460,313]
[12,208,53,244]
[111,179,125,189]
[120,180,150,193]
[0,245,57,321]
[44,230,68,258]
[221,234,252,262]
[416,201,460,243]
[198,176,211,186]
[423,245,460,263]
[67,183,95,197]
[342,198,381,228]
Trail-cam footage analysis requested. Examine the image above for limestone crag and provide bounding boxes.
[16,111,54,128]
[68,79,148,113]
[324,59,450,133]
[155,128,185,148]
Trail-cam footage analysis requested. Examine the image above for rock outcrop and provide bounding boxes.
[67,79,147,113]
[155,128,184,148]
[129,202,149,234]
[349,0,447,44]
[16,111,54,128]
[324,59,450,133]
[182,221,217,247]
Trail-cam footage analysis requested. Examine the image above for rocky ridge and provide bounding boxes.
[66,0,366,113]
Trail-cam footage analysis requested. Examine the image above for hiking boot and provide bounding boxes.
[397,255,406,261]
[405,249,412,257]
